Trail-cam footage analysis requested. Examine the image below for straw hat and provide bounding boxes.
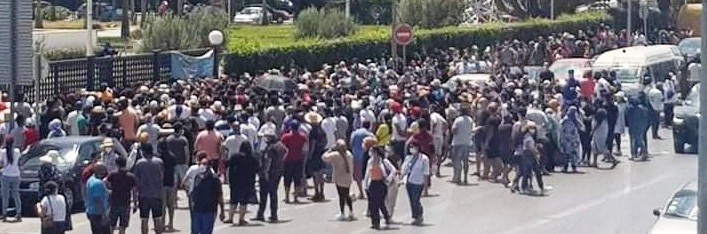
[305,111,323,124]
[100,138,114,148]
[39,150,61,164]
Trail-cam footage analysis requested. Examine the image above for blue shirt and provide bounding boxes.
[85,175,109,215]
[350,128,373,162]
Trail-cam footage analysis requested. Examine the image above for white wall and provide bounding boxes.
[33,29,97,51]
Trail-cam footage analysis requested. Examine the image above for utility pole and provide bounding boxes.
[121,0,129,38]
[627,0,632,44]
[698,1,707,233]
[345,0,350,19]
[390,0,397,69]
[550,0,554,20]
[86,0,93,56]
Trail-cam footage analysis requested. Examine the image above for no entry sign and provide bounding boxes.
[393,23,413,46]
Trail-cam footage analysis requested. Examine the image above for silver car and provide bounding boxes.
[648,182,697,234]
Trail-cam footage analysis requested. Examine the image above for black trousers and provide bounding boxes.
[664,103,675,126]
[367,180,389,227]
[257,175,281,219]
[336,186,353,213]
[650,110,661,137]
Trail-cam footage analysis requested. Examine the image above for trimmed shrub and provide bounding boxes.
[43,6,72,21]
[295,7,356,39]
[223,12,610,75]
[140,6,229,52]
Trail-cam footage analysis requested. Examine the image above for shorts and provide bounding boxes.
[138,197,164,219]
[174,164,188,188]
[162,187,176,210]
[352,160,363,181]
[283,160,303,188]
[109,205,130,228]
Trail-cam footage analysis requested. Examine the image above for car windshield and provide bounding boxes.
[550,63,583,78]
[664,190,698,220]
[609,67,640,83]
[20,142,79,168]
[679,39,701,55]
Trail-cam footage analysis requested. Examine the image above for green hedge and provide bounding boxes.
[223,12,611,75]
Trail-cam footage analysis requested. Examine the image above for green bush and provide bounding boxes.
[43,6,72,21]
[140,6,229,52]
[223,12,610,75]
[44,48,95,61]
[295,7,356,39]
[397,0,466,28]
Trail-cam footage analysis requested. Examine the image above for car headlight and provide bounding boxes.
[29,182,40,190]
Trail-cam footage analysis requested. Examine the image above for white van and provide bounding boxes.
[592,45,684,96]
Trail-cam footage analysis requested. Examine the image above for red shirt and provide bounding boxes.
[412,131,434,159]
[23,127,39,148]
[579,78,596,99]
[281,131,306,162]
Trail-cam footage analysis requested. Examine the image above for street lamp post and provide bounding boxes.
[208,30,224,78]
[86,0,93,56]
[550,0,554,20]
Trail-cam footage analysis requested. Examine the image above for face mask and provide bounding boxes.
[529,129,536,135]
[104,147,112,153]
[410,148,419,154]
[198,164,208,173]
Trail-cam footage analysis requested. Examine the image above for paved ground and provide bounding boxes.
[2,129,696,234]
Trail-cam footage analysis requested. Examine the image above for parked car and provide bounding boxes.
[672,83,700,154]
[77,2,126,21]
[234,6,270,24]
[677,37,701,60]
[245,4,292,23]
[648,182,697,234]
[549,58,592,85]
[0,136,126,216]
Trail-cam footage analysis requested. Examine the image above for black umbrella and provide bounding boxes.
[256,75,298,92]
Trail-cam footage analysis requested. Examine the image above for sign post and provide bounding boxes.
[639,0,648,36]
[393,23,413,65]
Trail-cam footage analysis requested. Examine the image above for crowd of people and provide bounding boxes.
[0,23,695,234]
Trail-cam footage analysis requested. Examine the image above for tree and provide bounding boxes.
[496,0,595,18]
[121,0,129,38]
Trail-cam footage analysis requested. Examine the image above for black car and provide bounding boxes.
[673,84,700,154]
[0,136,125,216]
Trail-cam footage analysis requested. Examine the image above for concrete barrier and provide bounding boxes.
[33,29,97,50]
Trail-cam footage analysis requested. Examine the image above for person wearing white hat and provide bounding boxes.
[613,91,628,156]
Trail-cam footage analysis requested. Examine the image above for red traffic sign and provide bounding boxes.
[393,24,413,46]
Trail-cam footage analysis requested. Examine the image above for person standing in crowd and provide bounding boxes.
[516,123,542,194]
[195,120,224,177]
[663,73,678,127]
[482,116,504,182]
[0,136,21,222]
[225,143,259,225]
[182,152,212,233]
[591,109,620,168]
[626,97,650,161]
[191,158,225,234]
[117,99,139,149]
[105,157,136,234]
[647,83,664,139]
[281,120,307,204]
[162,122,190,208]
[306,111,328,202]
[390,102,407,168]
[156,127,178,232]
[137,114,163,152]
[451,107,473,184]
[401,140,430,226]
[132,144,165,234]
[47,119,66,138]
[254,130,285,222]
[364,146,394,229]
[323,139,355,221]
[99,138,120,174]
[350,121,374,199]
[36,181,67,234]
[382,145,400,219]
[409,118,435,196]
[559,106,583,173]
[85,164,109,233]
[613,92,628,156]
[24,118,41,148]
[429,105,447,178]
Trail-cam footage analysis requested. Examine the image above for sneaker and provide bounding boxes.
[268,216,279,222]
[334,213,347,221]
[411,218,423,226]
[251,216,265,222]
[348,214,356,221]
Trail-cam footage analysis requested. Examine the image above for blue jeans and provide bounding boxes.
[405,183,424,219]
[629,131,646,157]
[1,175,21,216]
[451,145,471,182]
[194,212,216,234]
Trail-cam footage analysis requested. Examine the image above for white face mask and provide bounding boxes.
[410,148,419,154]
[104,147,112,153]
[197,165,208,173]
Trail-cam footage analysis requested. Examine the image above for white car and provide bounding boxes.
[648,182,697,234]
[233,7,269,24]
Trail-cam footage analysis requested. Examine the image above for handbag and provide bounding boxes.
[41,196,54,228]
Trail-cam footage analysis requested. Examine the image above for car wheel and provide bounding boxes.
[276,17,284,23]
[63,186,75,211]
[674,139,685,154]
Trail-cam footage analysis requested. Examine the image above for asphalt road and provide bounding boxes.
[2,129,696,234]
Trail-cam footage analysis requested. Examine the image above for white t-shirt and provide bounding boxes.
[258,122,277,151]
[240,123,258,147]
[168,104,192,120]
[359,109,377,127]
[391,113,407,141]
[198,108,217,122]
[66,110,79,135]
[223,134,248,156]
[40,194,67,222]
[321,117,338,149]
[0,148,21,177]
[451,116,474,146]
[430,112,447,139]
[648,87,664,111]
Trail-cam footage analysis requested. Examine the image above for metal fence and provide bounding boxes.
[15,48,209,102]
